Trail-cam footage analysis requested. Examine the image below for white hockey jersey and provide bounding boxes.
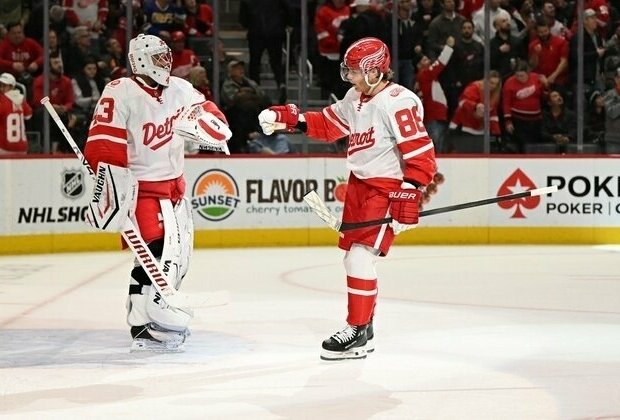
[85,76,205,182]
[305,83,436,186]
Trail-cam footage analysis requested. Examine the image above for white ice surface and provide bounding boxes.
[1,245,619,419]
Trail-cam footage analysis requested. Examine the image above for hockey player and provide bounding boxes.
[83,34,231,352]
[258,37,436,360]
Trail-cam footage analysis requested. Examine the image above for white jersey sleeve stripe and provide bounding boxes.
[402,141,434,160]
[324,106,350,134]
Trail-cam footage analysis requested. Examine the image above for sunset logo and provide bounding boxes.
[191,169,241,221]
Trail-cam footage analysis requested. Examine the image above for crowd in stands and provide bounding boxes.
[0,0,619,154]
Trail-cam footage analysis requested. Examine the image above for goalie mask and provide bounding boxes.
[128,34,172,86]
[340,37,391,90]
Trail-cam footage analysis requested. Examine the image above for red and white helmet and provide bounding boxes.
[340,37,391,82]
[128,34,172,86]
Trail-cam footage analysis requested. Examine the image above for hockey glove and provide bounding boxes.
[389,182,422,235]
[258,104,299,135]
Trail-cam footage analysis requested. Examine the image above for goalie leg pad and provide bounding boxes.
[159,198,194,290]
[126,238,193,332]
[175,198,194,287]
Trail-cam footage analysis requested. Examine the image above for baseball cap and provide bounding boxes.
[227,60,245,70]
[584,8,596,18]
[0,73,16,86]
[350,0,371,6]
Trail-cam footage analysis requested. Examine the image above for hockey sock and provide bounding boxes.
[346,275,377,325]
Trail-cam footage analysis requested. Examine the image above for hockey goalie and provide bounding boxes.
[83,34,231,352]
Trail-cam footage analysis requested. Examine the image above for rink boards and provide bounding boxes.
[0,155,618,254]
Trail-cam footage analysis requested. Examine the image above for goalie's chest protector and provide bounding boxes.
[99,77,202,181]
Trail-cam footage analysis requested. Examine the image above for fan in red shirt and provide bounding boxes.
[528,19,568,89]
[0,22,44,80]
[416,36,454,153]
[448,71,502,153]
[502,61,547,153]
[170,31,199,79]
[0,73,32,154]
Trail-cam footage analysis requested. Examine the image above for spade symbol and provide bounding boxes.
[497,168,540,218]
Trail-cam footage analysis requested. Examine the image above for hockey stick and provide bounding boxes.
[303,185,559,232]
[41,97,195,311]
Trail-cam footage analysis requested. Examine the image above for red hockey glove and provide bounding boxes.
[258,104,300,135]
[389,183,422,235]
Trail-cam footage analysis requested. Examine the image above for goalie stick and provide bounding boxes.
[303,185,559,232]
[41,97,200,311]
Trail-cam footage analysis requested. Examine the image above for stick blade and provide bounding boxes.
[303,190,341,231]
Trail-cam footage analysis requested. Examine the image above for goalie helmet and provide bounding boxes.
[128,34,172,86]
[340,37,391,81]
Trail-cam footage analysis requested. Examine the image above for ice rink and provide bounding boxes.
[1,245,619,419]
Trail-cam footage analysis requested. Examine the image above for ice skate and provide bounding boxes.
[365,319,374,353]
[130,324,189,353]
[320,324,368,360]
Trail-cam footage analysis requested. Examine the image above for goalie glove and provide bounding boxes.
[85,163,138,232]
[389,182,422,235]
[258,104,300,135]
[173,105,232,154]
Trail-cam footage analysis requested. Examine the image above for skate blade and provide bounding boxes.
[130,338,185,353]
[320,347,367,361]
[365,338,375,353]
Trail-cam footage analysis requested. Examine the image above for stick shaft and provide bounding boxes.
[338,186,557,232]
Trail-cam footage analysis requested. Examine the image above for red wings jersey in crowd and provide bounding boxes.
[0,93,32,153]
[84,76,223,181]
[304,83,436,186]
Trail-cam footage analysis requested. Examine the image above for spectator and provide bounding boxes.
[314,0,350,98]
[100,37,127,81]
[502,61,546,152]
[221,60,272,153]
[528,19,568,92]
[239,0,290,104]
[144,0,186,37]
[586,90,605,149]
[447,70,502,153]
[188,66,214,102]
[427,0,465,60]
[386,0,424,90]
[0,22,44,84]
[569,8,605,101]
[603,69,620,153]
[471,0,512,43]
[183,0,213,37]
[452,19,484,96]
[169,31,198,79]
[570,0,610,38]
[248,131,296,154]
[61,0,109,43]
[541,1,571,39]
[414,0,442,43]
[30,52,75,153]
[458,0,483,21]
[489,14,524,80]
[339,0,389,56]
[62,26,102,79]
[0,72,32,154]
[416,36,455,153]
[542,90,576,153]
[71,57,106,118]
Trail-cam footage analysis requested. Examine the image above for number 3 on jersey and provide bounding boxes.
[394,105,426,139]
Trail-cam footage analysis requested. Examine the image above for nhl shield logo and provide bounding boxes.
[62,170,84,199]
